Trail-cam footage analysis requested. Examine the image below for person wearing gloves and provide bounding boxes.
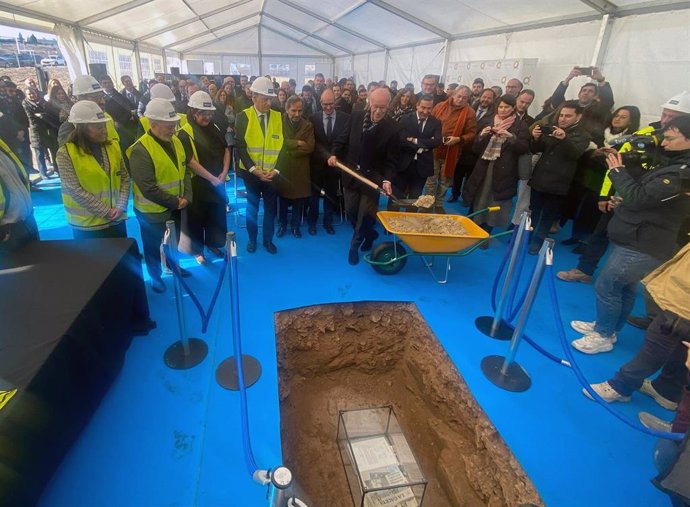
[127,98,193,293]
[138,83,188,135]
[235,76,284,255]
[57,75,119,146]
[56,101,130,239]
[177,90,230,265]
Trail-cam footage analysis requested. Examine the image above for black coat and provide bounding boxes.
[309,110,351,169]
[607,150,690,260]
[529,122,591,195]
[22,98,59,150]
[462,115,530,202]
[397,111,442,178]
[335,110,399,188]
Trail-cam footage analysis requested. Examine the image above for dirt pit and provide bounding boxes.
[276,302,542,507]
[386,216,468,236]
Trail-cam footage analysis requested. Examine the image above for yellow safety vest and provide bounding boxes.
[140,113,187,133]
[178,122,199,161]
[238,107,283,172]
[599,126,658,198]
[104,112,120,142]
[61,142,126,228]
[127,133,186,214]
[0,139,29,222]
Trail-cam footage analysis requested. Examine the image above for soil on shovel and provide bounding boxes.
[275,302,542,507]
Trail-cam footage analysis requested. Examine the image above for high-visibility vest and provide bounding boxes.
[238,107,283,172]
[61,142,126,228]
[0,139,29,222]
[140,112,187,133]
[127,133,186,214]
[599,126,658,198]
[178,121,199,161]
[104,112,120,142]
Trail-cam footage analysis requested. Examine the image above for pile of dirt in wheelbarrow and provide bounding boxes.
[387,215,468,235]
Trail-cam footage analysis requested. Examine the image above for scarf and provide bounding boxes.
[433,98,472,177]
[391,105,413,122]
[603,126,630,148]
[481,114,517,161]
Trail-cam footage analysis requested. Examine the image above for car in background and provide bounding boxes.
[0,56,18,68]
[40,56,65,66]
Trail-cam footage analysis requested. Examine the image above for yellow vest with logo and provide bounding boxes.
[238,107,283,172]
[178,121,199,161]
[127,133,186,214]
[0,139,29,222]
[104,112,120,142]
[599,126,658,197]
[140,113,187,133]
[61,142,126,228]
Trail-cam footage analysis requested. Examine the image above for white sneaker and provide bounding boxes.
[638,412,673,432]
[639,379,679,410]
[571,332,615,354]
[582,382,631,403]
[570,321,618,343]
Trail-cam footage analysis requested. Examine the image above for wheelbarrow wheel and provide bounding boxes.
[371,242,407,275]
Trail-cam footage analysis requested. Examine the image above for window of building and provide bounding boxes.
[118,54,132,77]
[228,63,251,76]
[152,57,163,73]
[203,61,214,75]
[141,57,151,79]
[269,63,290,79]
[304,64,315,85]
[88,49,107,64]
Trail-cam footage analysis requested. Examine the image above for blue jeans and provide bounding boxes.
[594,244,662,337]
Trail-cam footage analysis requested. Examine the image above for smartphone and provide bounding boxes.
[443,136,451,144]
[541,125,555,136]
[575,66,593,76]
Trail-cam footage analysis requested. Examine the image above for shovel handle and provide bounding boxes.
[334,161,382,192]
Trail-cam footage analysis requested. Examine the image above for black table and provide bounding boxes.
[0,239,150,506]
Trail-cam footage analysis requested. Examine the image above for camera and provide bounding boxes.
[540,125,555,136]
[609,132,667,166]
[574,66,593,76]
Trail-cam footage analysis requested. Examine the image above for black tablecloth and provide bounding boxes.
[0,239,149,506]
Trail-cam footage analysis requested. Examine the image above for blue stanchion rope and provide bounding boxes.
[163,245,228,333]
[546,264,682,441]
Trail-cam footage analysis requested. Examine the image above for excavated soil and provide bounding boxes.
[386,216,468,235]
[276,302,542,507]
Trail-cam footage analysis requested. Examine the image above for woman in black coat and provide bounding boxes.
[22,87,59,178]
[463,94,529,235]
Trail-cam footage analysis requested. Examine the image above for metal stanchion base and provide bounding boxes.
[164,338,208,369]
[475,316,514,341]
[216,355,262,390]
[481,355,531,392]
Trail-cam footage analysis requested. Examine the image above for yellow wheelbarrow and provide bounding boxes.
[363,207,510,284]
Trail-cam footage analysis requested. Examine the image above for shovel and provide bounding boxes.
[333,160,434,209]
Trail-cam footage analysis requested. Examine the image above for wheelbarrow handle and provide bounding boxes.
[465,206,500,219]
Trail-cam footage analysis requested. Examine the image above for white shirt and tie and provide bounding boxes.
[322,111,336,139]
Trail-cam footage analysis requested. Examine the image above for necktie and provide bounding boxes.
[418,118,425,133]
[477,108,484,120]
[326,115,332,140]
[259,114,266,134]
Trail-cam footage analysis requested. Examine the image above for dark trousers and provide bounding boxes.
[308,165,340,227]
[391,170,426,203]
[343,185,378,248]
[71,221,127,240]
[564,184,602,241]
[244,173,277,243]
[451,158,474,197]
[576,211,612,276]
[609,312,690,403]
[0,214,39,256]
[279,196,306,229]
[529,188,564,249]
[672,388,690,434]
[136,210,180,281]
[183,198,227,254]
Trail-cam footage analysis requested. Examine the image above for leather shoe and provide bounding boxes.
[627,315,652,330]
[348,247,359,265]
[308,226,317,235]
[132,318,157,336]
[324,225,335,235]
[151,277,166,293]
[247,241,257,253]
[263,241,278,254]
[292,228,302,238]
[360,230,379,252]
[276,226,286,238]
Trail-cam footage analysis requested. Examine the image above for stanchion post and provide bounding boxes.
[481,238,554,392]
[216,231,262,390]
[163,220,208,370]
[475,211,531,340]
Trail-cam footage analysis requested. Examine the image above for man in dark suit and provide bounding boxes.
[120,75,142,110]
[396,94,442,203]
[100,75,138,155]
[308,89,350,235]
[329,88,399,265]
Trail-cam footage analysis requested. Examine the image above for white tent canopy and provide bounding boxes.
[0,0,689,122]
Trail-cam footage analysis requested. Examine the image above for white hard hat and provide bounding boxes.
[145,98,180,122]
[68,100,110,124]
[150,83,175,102]
[661,91,690,114]
[250,76,276,97]
[188,90,216,111]
[73,75,103,96]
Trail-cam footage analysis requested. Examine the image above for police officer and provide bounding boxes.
[235,76,284,254]
[56,101,130,239]
[128,98,193,293]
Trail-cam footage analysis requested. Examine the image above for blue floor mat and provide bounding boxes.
[32,178,672,507]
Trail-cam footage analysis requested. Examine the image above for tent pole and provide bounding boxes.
[133,42,143,83]
[161,49,168,75]
[440,39,451,84]
[383,49,389,83]
[75,27,89,73]
[258,25,263,76]
[591,14,615,68]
